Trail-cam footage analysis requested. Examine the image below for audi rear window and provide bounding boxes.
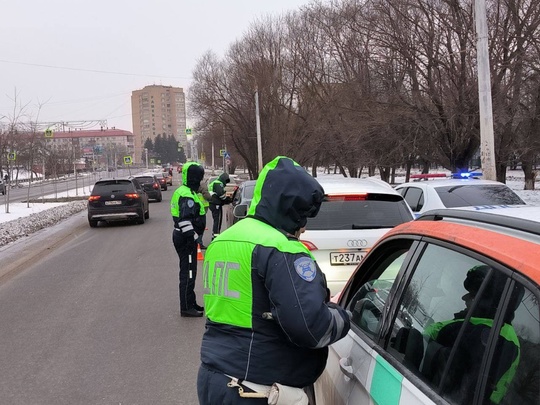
[436,185,525,208]
[92,180,135,194]
[306,194,413,230]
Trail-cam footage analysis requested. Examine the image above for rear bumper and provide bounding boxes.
[88,206,142,221]
[89,212,139,221]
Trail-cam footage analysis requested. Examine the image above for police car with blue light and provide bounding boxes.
[394,172,526,218]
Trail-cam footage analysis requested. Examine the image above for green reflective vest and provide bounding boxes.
[202,218,314,328]
[170,185,205,217]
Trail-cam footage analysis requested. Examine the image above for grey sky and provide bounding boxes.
[1,0,313,132]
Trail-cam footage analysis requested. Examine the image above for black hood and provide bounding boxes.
[247,156,324,234]
[182,162,205,192]
[218,172,230,184]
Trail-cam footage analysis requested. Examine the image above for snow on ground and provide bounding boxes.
[0,169,538,248]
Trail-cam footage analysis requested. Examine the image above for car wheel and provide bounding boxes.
[164,186,168,191]
[89,219,98,227]
[136,208,146,224]
[144,207,150,219]
[157,195,162,202]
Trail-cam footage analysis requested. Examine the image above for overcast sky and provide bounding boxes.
[0,0,313,132]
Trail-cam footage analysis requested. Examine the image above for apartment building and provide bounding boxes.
[44,128,135,169]
[131,85,187,163]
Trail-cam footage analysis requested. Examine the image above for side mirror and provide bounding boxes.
[233,204,248,219]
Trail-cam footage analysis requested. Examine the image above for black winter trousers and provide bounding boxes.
[172,229,198,311]
[209,204,223,238]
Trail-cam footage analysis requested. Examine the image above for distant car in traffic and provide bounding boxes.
[156,174,168,191]
[312,207,540,405]
[133,174,163,202]
[87,178,149,227]
[395,173,526,217]
[158,172,172,186]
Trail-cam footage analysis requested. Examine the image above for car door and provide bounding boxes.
[338,237,536,405]
[314,238,420,404]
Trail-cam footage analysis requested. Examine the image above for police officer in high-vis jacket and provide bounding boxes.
[197,156,351,404]
[171,161,206,317]
[208,172,231,240]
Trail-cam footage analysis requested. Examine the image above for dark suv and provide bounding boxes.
[133,174,163,202]
[87,178,150,227]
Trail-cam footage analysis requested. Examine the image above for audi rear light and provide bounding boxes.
[88,195,101,202]
[125,193,140,199]
[300,240,318,251]
[153,183,159,189]
[326,194,368,201]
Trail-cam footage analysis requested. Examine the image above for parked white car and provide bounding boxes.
[301,177,414,296]
[395,174,526,218]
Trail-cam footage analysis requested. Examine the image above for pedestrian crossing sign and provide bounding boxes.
[123,156,133,165]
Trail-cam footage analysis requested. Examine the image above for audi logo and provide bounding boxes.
[347,239,368,248]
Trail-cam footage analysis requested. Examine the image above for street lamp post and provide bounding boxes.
[255,86,263,173]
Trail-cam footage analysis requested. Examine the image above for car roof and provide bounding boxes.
[315,177,400,195]
[396,178,508,188]
[428,205,540,223]
[390,209,540,283]
[95,177,133,183]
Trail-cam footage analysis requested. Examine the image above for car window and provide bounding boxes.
[385,244,515,404]
[400,187,424,212]
[92,180,134,193]
[436,185,525,208]
[491,282,539,405]
[136,176,154,184]
[306,195,412,230]
[347,245,412,338]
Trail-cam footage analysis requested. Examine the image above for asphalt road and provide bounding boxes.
[0,179,214,404]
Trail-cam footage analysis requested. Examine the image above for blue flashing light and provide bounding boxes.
[451,171,482,179]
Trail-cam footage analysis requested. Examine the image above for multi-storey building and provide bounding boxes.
[131,85,187,163]
[44,128,135,170]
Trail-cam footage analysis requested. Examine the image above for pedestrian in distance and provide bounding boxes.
[208,172,232,240]
[197,156,351,404]
[170,161,206,318]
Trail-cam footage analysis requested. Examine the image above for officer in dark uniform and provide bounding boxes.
[197,156,351,404]
[208,172,231,240]
[171,161,206,317]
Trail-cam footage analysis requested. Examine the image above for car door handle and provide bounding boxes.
[339,357,354,379]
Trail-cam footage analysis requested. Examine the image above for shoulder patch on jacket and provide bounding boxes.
[294,257,317,282]
[187,199,195,208]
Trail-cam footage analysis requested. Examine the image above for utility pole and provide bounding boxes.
[475,0,497,180]
[255,87,263,173]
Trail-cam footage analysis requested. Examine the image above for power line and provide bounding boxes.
[0,59,191,80]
